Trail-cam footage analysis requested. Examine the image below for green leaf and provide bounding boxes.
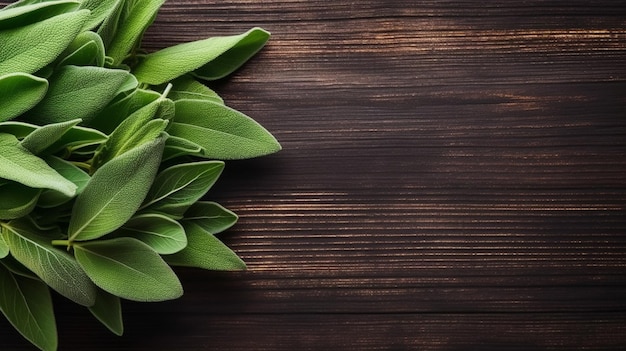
[68,134,165,242]
[57,30,106,67]
[165,221,246,271]
[86,88,160,132]
[182,201,238,235]
[37,156,90,208]
[22,65,133,125]
[0,262,57,351]
[74,237,183,302]
[0,73,48,122]
[99,0,166,64]
[79,0,123,31]
[0,228,8,258]
[0,9,89,75]
[161,75,223,104]
[141,161,224,218]
[0,121,37,139]
[0,181,41,220]
[44,125,108,156]
[20,118,81,155]
[88,288,123,336]
[169,99,281,159]
[1,219,97,306]
[162,134,203,161]
[133,27,270,85]
[113,213,186,254]
[0,133,77,197]
[0,0,80,30]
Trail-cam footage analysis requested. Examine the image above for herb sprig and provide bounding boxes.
[0,1,280,350]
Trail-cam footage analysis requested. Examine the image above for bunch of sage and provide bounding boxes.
[0,1,280,350]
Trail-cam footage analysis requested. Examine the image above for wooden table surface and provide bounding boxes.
[2,1,626,350]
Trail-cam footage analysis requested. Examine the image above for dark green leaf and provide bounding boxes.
[133,27,270,84]
[1,218,97,306]
[0,262,57,351]
[165,221,246,271]
[68,134,165,241]
[38,156,90,208]
[88,288,123,336]
[141,161,224,218]
[0,133,77,196]
[74,237,183,302]
[0,72,48,122]
[169,99,281,159]
[0,9,89,75]
[0,121,37,139]
[114,213,186,254]
[0,181,41,220]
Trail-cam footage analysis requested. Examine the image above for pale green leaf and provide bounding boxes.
[79,0,123,31]
[162,75,223,104]
[182,201,238,235]
[0,262,57,351]
[0,133,77,196]
[0,9,89,75]
[74,237,183,302]
[22,65,133,125]
[1,219,97,306]
[141,161,224,218]
[38,156,90,208]
[86,88,160,132]
[0,0,79,30]
[99,0,165,64]
[57,30,105,67]
[68,134,165,241]
[0,181,41,220]
[88,288,123,336]
[162,134,203,161]
[0,227,8,258]
[20,118,81,155]
[169,99,281,159]
[0,73,48,122]
[113,213,186,254]
[0,121,37,139]
[165,221,246,271]
[44,125,107,155]
[133,27,270,84]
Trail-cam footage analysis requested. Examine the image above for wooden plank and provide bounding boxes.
[1,0,625,349]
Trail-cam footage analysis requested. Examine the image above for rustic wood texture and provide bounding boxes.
[2,0,626,350]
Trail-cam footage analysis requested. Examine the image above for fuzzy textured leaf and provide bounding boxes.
[1,219,97,306]
[0,73,48,122]
[20,118,81,155]
[68,134,165,241]
[0,133,77,196]
[0,9,89,75]
[0,262,57,351]
[169,99,281,159]
[0,0,80,30]
[38,156,90,208]
[133,27,270,84]
[74,237,183,302]
[114,213,186,254]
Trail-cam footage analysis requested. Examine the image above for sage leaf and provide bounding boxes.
[44,125,108,155]
[0,0,80,30]
[0,254,37,279]
[182,201,238,235]
[0,133,77,196]
[38,156,90,208]
[133,27,270,84]
[0,227,9,258]
[99,0,165,64]
[162,134,203,161]
[57,30,106,67]
[1,218,97,306]
[79,0,123,31]
[0,9,89,75]
[88,288,123,336]
[165,222,246,271]
[160,75,223,104]
[22,65,133,124]
[169,99,281,159]
[0,181,41,220]
[0,121,37,139]
[114,213,186,254]
[141,161,224,218]
[20,118,81,155]
[74,237,183,302]
[0,72,48,122]
[68,134,165,242]
[86,88,160,132]
[0,262,57,351]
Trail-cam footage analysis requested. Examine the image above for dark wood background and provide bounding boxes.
[2,0,626,350]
